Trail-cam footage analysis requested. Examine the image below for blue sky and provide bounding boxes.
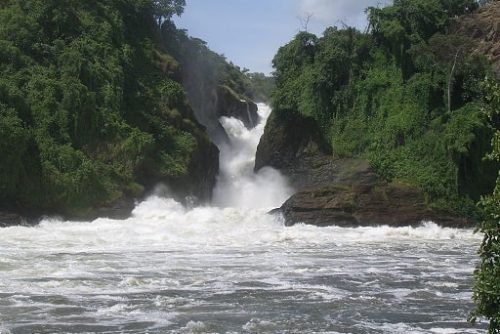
[175,0,389,75]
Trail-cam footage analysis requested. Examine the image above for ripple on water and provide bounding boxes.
[0,104,486,333]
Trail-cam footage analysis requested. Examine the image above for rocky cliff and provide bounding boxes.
[277,159,471,228]
[259,115,475,228]
[255,2,500,228]
[182,80,258,144]
[162,23,259,144]
[255,112,333,190]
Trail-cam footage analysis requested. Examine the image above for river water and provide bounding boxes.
[0,105,485,333]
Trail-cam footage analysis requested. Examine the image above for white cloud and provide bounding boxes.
[297,0,390,30]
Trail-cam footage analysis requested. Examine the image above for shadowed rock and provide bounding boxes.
[256,112,472,228]
[279,182,472,228]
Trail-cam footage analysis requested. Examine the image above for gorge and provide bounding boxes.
[0,0,499,332]
[0,103,487,333]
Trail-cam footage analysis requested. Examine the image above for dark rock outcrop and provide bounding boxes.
[279,183,472,228]
[0,211,26,227]
[0,209,44,227]
[0,197,136,226]
[255,112,333,190]
[215,85,259,128]
[183,83,258,144]
[273,157,472,228]
[181,53,258,144]
[168,135,220,204]
[257,111,472,228]
[71,196,137,222]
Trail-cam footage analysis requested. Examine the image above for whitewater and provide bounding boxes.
[0,104,485,333]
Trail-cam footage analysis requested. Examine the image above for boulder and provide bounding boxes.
[274,157,472,228]
[279,183,472,228]
[254,111,332,189]
[0,209,43,228]
[0,211,25,227]
[71,196,136,222]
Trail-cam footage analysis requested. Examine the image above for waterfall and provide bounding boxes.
[212,103,293,209]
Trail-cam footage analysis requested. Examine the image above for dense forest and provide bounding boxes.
[0,0,498,330]
[0,0,268,218]
[269,0,499,330]
[272,0,497,216]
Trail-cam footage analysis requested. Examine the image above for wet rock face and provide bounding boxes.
[176,136,220,204]
[254,111,333,190]
[274,157,472,228]
[0,211,25,227]
[279,183,472,228]
[257,111,472,228]
[0,210,43,227]
[215,85,259,129]
[183,81,258,144]
[78,197,136,221]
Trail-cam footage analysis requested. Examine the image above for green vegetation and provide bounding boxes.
[160,20,260,108]
[0,0,222,216]
[272,0,498,216]
[153,0,186,24]
[244,72,275,102]
[472,78,500,333]
[161,18,275,105]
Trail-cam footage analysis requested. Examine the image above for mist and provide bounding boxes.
[212,104,294,209]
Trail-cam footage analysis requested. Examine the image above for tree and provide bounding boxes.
[427,34,475,112]
[153,0,186,26]
[472,78,500,333]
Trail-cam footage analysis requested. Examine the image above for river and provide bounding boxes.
[0,105,485,333]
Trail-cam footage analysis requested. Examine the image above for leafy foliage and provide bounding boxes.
[0,0,212,215]
[245,72,275,102]
[153,0,186,23]
[271,0,497,215]
[472,78,500,333]
[159,20,261,129]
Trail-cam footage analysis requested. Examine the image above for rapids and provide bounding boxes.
[0,104,485,333]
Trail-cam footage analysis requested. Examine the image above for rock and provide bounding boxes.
[0,209,43,228]
[273,156,472,228]
[278,183,472,228]
[0,196,137,225]
[254,111,332,189]
[0,211,25,227]
[182,58,258,143]
[257,109,472,228]
[76,196,136,221]
[215,85,259,128]
[168,135,220,203]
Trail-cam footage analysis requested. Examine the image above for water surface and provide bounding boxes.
[0,104,484,333]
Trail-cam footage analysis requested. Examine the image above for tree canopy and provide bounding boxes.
[0,0,206,215]
[272,0,497,218]
[153,0,186,24]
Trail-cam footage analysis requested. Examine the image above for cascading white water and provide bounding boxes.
[0,104,486,334]
[212,103,293,209]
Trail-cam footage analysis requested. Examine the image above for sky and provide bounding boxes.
[174,0,390,75]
